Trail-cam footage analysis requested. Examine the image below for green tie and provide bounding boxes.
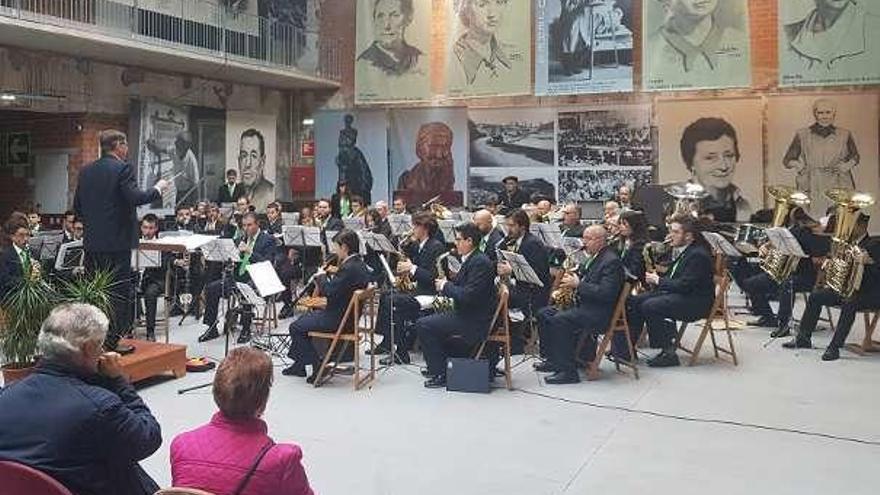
[480,237,487,253]
[340,198,351,217]
[581,256,594,274]
[20,249,30,273]
[238,237,255,276]
[669,258,682,278]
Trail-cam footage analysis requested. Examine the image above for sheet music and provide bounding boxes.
[343,217,366,231]
[764,227,807,258]
[378,252,397,285]
[202,238,241,262]
[236,282,267,307]
[325,230,340,253]
[147,234,217,251]
[531,223,564,249]
[389,214,413,235]
[447,255,462,274]
[438,220,457,243]
[31,233,64,261]
[363,233,396,253]
[499,250,545,287]
[246,261,285,297]
[281,212,301,225]
[282,225,323,247]
[457,211,474,223]
[562,236,584,255]
[131,248,161,269]
[55,240,84,271]
[702,232,742,258]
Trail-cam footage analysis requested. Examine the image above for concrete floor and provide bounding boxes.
[138,296,880,495]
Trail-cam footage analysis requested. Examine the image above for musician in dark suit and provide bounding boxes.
[265,202,298,318]
[785,214,880,361]
[617,210,649,284]
[61,210,77,244]
[559,204,585,238]
[536,225,624,384]
[169,206,205,318]
[284,230,371,382]
[417,222,498,388]
[742,207,822,336]
[73,129,168,352]
[374,213,445,364]
[135,215,168,341]
[199,212,277,344]
[315,199,345,232]
[473,209,505,262]
[217,169,246,204]
[0,214,32,300]
[626,215,715,367]
[497,209,552,314]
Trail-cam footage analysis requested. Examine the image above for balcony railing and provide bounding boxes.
[0,0,341,82]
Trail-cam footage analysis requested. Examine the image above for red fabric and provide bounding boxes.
[170,413,314,495]
[0,460,73,495]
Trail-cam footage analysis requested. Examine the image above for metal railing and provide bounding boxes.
[0,0,341,82]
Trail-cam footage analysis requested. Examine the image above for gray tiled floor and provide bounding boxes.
[138,297,880,494]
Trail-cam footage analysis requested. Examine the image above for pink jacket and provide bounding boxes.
[171,412,314,495]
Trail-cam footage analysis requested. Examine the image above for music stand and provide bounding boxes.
[702,232,743,259]
[282,225,323,249]
[343,217,366,231]
[54,240,84,272]
[531,223,564,249]
[562,237,584,255]
[281,212,301,226]
[389,214,413,236]
[764,228,807,258]
[498,250,545,287]
[457,211,474,223]
[438,220,457,244]
[363,233,397,254]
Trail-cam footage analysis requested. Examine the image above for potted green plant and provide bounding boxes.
[0,274,55,383]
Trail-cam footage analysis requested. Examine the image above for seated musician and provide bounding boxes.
[535,226,624,384]
[560,203,585,238]
[497,208,552,317]
[175,205,199,232]
[416,222,497,389]
[368,207,393,240]
[314,199,345,232]
[283,230,371,382]
[201,204,226,236]
[265,202,298,319]
[372,212,445,364]
[626,215,715,368]
[784,214,880,361]
[199,212,277,344]
[741,207,821,336]
[609,210,649,359]
[170,206,206,318]
[0,213,33,299]
[265,201,284,234]
[137,214,167,341]
[473,209,504,261]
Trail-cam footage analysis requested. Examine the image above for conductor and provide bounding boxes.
[74,129,169,353]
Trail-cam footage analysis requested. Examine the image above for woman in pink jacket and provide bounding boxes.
[170,347,314,495]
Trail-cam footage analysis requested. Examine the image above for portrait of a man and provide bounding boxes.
[237,128,274,211]
[644,0,750,89]
[357,0,423,77]
[679,117,750,222]
[783,98,859,213]
[397,122,456,193]
[782,0,880,77]
[336,114,373,204]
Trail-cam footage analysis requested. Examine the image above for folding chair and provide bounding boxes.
[308,287,376,390]
[587,282,637,381]
[677,275,738,366]
[474,285,512,390]
[844,309,880,355]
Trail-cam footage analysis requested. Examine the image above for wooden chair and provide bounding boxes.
[586,282,637,381]
[844,309,880,355]
[155,488,217,495]
[677,275,738,367]
[253,294,279,335]
[474,284,512,390]
[308,287,376,390]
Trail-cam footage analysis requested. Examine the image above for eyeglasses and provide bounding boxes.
[454,237,465,242]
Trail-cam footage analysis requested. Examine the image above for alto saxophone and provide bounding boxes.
[394,231,417,293]
[550,249,581,310]
[432,251,454,312]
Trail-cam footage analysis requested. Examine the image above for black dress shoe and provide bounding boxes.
[544,371,580,385]
[281,364,307,377]
[198,323,220,342]
[237,330,251,344]
[420,368,432,378]
[533,360,557,373]
[782,337,811,349]
[365,346,391,356]
[306,371,320,384]
[770,326,791,338]
[647,350,680,368]
[821,347,840,361]
[423,375,446,388]
[749,316,779,328]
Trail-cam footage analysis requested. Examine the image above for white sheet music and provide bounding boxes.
[415,295,436,311]
[389,214,413,235]
[499,250,545,287]
[55,240,84,271]
[764,227,807,258]
[282,225,323,247]
[202,238,240,262]
[146,234,217,251]
[131,249,161,269]
[246,261,285,297]
[236,282,267,307]
[702,232,742,258]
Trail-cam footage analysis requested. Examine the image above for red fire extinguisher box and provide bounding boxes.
[290,166,315,193]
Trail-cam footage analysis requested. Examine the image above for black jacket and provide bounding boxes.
[0,247,25,300]
[481,227,505,262]
[217,182,245,204]
[319,255,371,315]
[372,218,393,240]
[0,360,162,495]
[497,188,531,214]
[657,242,715,302]
[576,246,625,323]
[235,231,277,281]
[620,239,647,283]
[790,225,821,284]
[441,251,497,320]
[560,222,585,238]
[858,237,880,294]
[330,193,349,220]
[74,155,161,253]
[406,237,446,296]
[505,232,552,309]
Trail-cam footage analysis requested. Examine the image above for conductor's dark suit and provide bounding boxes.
[626,242,715,351]
[537,246,624,373]
[416,251,498,376]
[288,255,371,366]
[376,237,446,352]
[74,154,161,340]
[217,182,245,203]
[504,232,552,313]
[0,247,26,300]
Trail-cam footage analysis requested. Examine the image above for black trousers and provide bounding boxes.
[288,310,343,366]
[537,305,609,373]
[626,292,713,350]
[85,250,133,344]
[743,272,815,325]
[274,259,299,306]
[203,278,253,332]
[139,278,163,334]
[416,312,490,376]
[376,291,422,350]
[799,288,880,349]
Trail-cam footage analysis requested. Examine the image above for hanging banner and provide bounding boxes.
[779,0,880,87]
[535,0,634,95]
[315,110,388,204]
[445,0,532,98]
[642,0,751,91]
[355,0,432,103]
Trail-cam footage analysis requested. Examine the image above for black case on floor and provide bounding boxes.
[446,358,490,393]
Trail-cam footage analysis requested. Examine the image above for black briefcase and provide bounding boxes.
[446,358,490,394]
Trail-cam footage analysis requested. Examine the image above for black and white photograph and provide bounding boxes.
[557,105,652,168]
[468,108,555,168]
[469,167,556,206]
[558,168,651,203]
[225,111,277,212]
[535,0,634,95]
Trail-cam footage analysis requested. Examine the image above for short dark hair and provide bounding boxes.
[367,208,382,225]
[141,213,159,225]
[454,221,482,247]
[176,205,190,213]
[240,128,265,157]
[670,213,700,238]
[412,212,438,236]
[679,118,740,171]
[226,169,237,177]
[266,202,281,213]
[99,129,127,156]
[620,210,649,242]
[242,212,259,224]
[4,212,29,237]
[64,210,75,218]
[373,0,413,20]
[505,209,530,230]
[351,194,364,205]
[334,229,361,254]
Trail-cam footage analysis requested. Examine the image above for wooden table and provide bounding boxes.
[118,339,187,383]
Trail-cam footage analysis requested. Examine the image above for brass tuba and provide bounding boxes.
[759,185,811,283]
[821,189,875,299]
[430,202,453,220]
[665,181,708,217]
[432,251,455,312]
[550,250,581,310]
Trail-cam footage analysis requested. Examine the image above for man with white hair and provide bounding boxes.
[0,303,162,495]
